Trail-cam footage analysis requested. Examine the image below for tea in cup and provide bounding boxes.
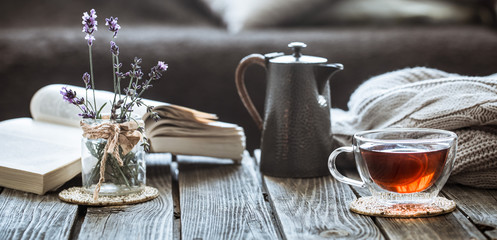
[328,128,458,216]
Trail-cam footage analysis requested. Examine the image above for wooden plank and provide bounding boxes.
[179,152,279,239]
[78,153,174,240]
[349,177,487,239]
[170,157,181,240]
[443,184,497,239]
[371,210,486,240]
[264,176,383,239]
[255,151,383,239]
[0,188,78,240]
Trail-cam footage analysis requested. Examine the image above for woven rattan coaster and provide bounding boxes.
[59,186,159,206]
[350,196,456,218]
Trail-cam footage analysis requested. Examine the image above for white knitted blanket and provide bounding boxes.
[332,67,497,189]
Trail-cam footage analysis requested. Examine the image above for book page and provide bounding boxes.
[150,135,245,160]
[145,118,244,137]
[30,84,166,127]
[142,104,237,138]
[0,118,82,174]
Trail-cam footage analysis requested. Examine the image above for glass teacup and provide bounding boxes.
[328,128,457,207]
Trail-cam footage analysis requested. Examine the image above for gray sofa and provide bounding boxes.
[2,0,497,150]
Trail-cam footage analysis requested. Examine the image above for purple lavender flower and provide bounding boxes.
[82,72,91,88]
[124,88,137,97]
[131,82,141,89]
[85,35,96,46]
[74,97,85,105]
[110,99,123,120]
[105,17,121,38]
[78,105,95,118]
[131,57,142,70]
[116,71,128,79]
[131,69,143,79]
[82,9,98,46]
[60,87,77,104]
[110,41,119,56]
[148,61,169,80]
[157,61,168,72]
[79,110,96,119]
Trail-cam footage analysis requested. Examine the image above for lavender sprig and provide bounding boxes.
[81,72,92,110]
[60,87,77,104]
[60,87,84,106]
[110,41,120,112]
[79,105,96,119]
[122,61,168,120]
[106,15,121,119]
[110,99,124,121]
[119,57,142,119]
[82,9,97,46]
[105,17,121,38]
[60,87,93,118]
[110,41,119,56]
[82,72,91,89]
[144,102,160,122]
[82,9,98,115]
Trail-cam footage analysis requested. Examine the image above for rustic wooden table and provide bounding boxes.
[0,151,496,240]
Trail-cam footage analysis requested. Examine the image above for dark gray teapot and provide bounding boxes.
[235,42,343,177]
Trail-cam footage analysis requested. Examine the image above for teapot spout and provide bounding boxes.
[314,63,344,94]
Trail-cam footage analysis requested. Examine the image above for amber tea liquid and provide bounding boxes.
[360,144,449,193]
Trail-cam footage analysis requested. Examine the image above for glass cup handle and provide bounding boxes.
[328,146,366,188]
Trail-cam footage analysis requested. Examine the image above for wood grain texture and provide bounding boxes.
[171,158,182,240]
[78,153,174,240]
[0,188,78,240]
[443,184,497,239]
[373,210,486,240]
[264,176,383,239]
[255,151,382,240]
[179,152,279,239]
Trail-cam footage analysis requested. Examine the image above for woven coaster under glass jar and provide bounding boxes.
[58,186,159,206]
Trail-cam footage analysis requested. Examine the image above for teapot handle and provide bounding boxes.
[235,54,266,131]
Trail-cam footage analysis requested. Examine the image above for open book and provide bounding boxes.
[0,84,245,194]
[143,105,246,160]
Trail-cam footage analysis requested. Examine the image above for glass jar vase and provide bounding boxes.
[81,118,146,196]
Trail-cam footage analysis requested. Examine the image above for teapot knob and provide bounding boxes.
[288,42,307,59]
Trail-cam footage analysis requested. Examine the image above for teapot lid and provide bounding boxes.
[269,42,327,64]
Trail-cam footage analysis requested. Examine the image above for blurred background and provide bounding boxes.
[1,0,496,150]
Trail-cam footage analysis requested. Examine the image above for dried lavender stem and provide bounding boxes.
[112,54,117,106]
[116,55,121,99]
[89,45,97,114]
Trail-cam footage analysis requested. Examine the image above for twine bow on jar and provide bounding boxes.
[80,121,143,201]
